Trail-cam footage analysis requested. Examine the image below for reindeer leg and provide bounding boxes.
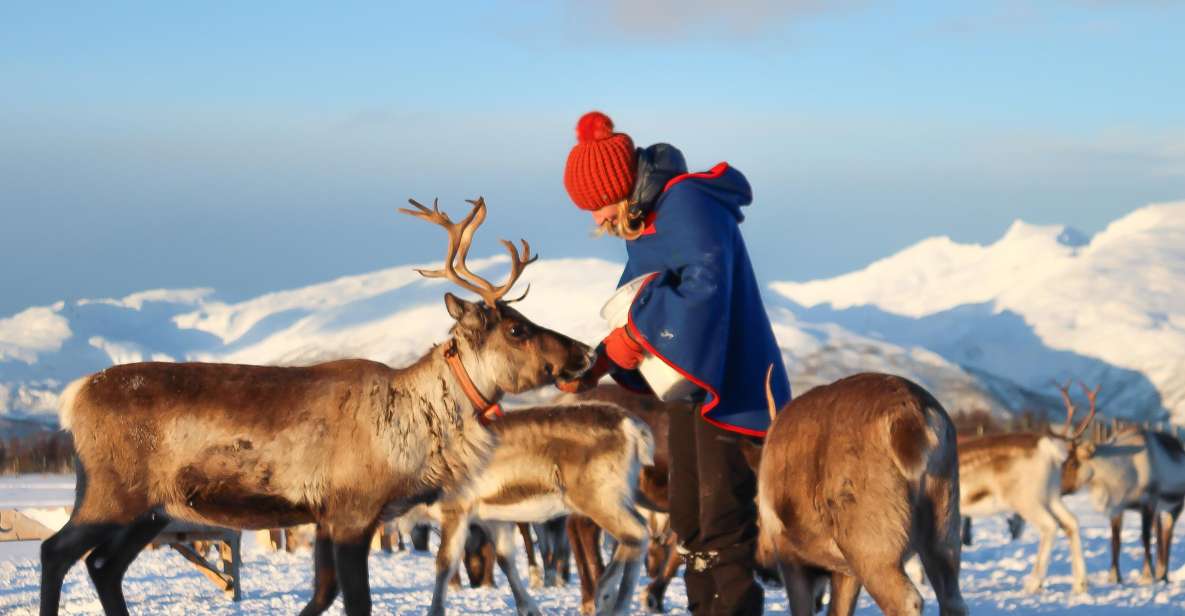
[518,522,542,589]
[854,563,923,616]
[412,523,432,552]
[1138,505,1154,582]
[540,517,567,587]
[299,527,338,616]
[1162,501,1183,582]
[554,516,573,586]
[491,522,542,616]
[916,478,968,616]
[85,513,169,616]
[590,508,647,616]
[1109,514,1124,584]
[1019,504,1061,593]
[1155,502,1180,582]
[1049,497,1088,593]
[778,560,820,616]
[645,533,680,613]
[331,520,377,616]
[1008,514,1026,541]
[429,509,470,616]
[827,571,863,616]
[40,521,121,616]
[568,514,604,616]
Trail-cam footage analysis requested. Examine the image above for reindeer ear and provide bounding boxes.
[1080,442,1097,458]
[444,293,486,329]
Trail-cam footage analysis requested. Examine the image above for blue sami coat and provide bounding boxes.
[612,158,791,437]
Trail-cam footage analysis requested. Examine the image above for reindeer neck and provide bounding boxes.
[435,339,505,415]
[392,339,504,423]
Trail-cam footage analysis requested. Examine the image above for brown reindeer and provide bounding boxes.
[957,380,1096,594]
[40,198,592,616]
[756,372,966,616]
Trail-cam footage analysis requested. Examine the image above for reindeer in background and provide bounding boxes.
[957,380,1097,594]
[40,198,592,616]
[1057,382,1185,584]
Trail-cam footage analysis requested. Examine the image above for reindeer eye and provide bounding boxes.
[508,323,529,339]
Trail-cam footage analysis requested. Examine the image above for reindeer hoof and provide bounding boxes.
[1023,578,1043,594]
[518,605,543,616]
[1108,570,1121,585]
[644,589,664,612]
[580,600,596,616]
[1072,580,1089,594]
[1139,573,1155,586]
[529,565,543,589]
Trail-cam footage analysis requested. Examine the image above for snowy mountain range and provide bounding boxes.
[3,201,1182,431]
[773,200,1185,425]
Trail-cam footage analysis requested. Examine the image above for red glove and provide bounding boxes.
[556,354,611,394]
[604,327,646,371]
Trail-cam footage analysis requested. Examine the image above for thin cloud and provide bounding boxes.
[565,0,854,40]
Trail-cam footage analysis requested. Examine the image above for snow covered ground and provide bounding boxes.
[2,476,1184,614]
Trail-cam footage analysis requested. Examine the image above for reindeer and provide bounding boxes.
[556,384,683,615]
[756,372,966,616]
[39,198,592,616]
[395,401,654,616]
[956,380,1096,594]
[1057,383,1185,584]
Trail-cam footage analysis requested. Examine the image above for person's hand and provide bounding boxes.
[555,354,611,394]
[603,327,646,371]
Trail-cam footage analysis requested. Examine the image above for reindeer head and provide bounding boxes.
[1053,380,1100,495]
[402,198,592,395]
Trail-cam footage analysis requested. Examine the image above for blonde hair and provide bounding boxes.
[595,200,646,241]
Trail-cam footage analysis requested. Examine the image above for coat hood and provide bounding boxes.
[661,162,752,223]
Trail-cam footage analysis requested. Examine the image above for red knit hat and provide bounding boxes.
[563,112,636,211]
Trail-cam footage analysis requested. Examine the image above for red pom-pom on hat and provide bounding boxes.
[576,111,615,144]
[564,111,636,211]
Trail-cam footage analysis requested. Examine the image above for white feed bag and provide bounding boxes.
[601,274,700,402]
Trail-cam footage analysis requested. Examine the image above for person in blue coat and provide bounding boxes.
[557,111,791,615]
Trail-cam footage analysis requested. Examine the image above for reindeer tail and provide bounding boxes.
[764,364,778,423]
[887,403,944,481]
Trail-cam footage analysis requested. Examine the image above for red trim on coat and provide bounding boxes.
[663,162,730,193]
[625,273,768,438]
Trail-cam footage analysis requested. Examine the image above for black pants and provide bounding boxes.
[669,406,763,615]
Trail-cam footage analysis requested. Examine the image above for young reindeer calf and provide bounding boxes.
[957,380,1096,594]
[756,372,966,616]
[402,402,654,616]
[40,198,591,616]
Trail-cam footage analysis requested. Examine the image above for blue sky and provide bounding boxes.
[2,1,1183,315]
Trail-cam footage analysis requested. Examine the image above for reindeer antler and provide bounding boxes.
[399,197,537,307]
[1051,379,1098,441]
[1053,379,1076,438]
[1072,381,1100,440]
